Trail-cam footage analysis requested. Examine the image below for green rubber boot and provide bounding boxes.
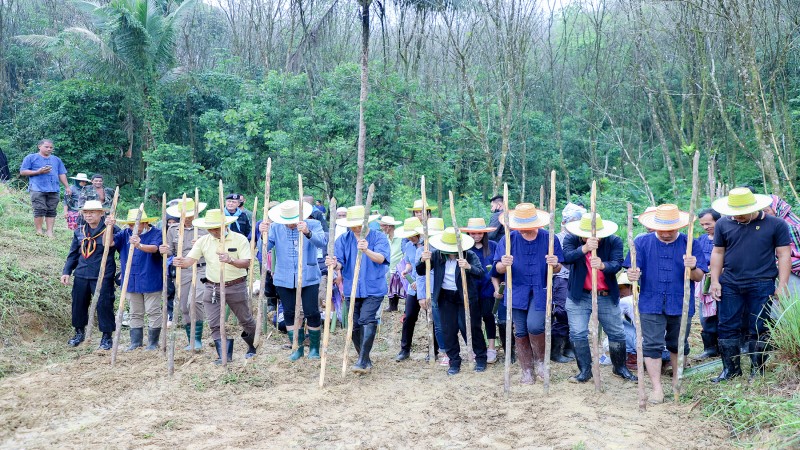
[288,329,305,361]
[307,329,321,359]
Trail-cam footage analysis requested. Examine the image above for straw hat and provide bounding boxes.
[499,203,550,230]
[70,173,91,183]
[617,271,631,286]
[406,199,437,212]
[335,205,381,227]
[117,208,159,224]
[565,212,619,238]
[80,200,105,212]
[460,217,497,233]
[378,215,402,226]
[429,227,475,253]
[165,198,207,218]
[267,200,313,225]
[193,209,237,229]
[414,217,445,236]
[712,187,772,216]
[637,204,690,231]
[395,217,422,239]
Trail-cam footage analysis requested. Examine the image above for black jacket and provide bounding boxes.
[561,233,623,303]
[416,249,485,304]
[63,223,120,280]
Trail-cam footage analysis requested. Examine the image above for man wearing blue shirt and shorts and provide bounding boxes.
[19,139,71,237]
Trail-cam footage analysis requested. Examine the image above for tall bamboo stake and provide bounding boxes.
[85,187,119,345]
[675,151,700,401]
[168,194,187,376]
[589,181,602,392]
[539,185,545,210]
[247,196,259,320]
[341,184,375,376]
[627,202,647,411]
[218,180,228,367]
[292,175,306,351]
[320,197,337,387]
[421,176,435,365]
[503,183,514,397]
[111,204,144,366]
[448,191,473,362]
[544,170,556,394]
[255,159,271,345]
[188,187,200,352]
[160,193,169,352]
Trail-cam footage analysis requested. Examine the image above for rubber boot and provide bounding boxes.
[145,328,161,351]
[550,335,574,363]
[626,352,637,371]
[609,340,637,381]
[98,332,113,350]
[214,338,234,364]
[352,326,363,356]
[307,329,321,359]
[68,328,85,347]
[288,329,305,361]
[563,339,576,359]
[569,340,593,383]
[125,327,144,352]
[386,297,399,312]
[515,336,535,384]
[529,333,546,380]
[241,331,257,359]
[183,324,193,351]
[192,321,204,350]
[749,341,769,379]
[694,331,719,361]
[352,324,377,374]
[711,338,742,383]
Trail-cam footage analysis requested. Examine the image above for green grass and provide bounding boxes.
[770,296,800,371]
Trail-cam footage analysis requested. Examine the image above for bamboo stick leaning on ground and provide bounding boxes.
[320,197,337,388]
[448,191,474,362]
[627,202,647,411]
[168,194,188,375]
[85,187,119,345]
[341,183,375,376]
[503,183,514,397]
[544,170,556,395]
[255,159,271,345]
[675,151,700,401]
[589,181,602,393]
[247,196,258,327]
[421,176,436,365]
[292,175,305,351]
[111,204,144,366]
[189,187,200,353]
[160,193,169,351]
[218,180,229,368]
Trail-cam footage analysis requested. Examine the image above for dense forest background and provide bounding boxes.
[1,0,798,222]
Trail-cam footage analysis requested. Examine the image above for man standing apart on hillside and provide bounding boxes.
[19,139,71,237]
[487,195,505,241]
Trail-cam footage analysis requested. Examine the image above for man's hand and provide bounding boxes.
[65,186,72,196]
[627,268,641,282]
[325,255,338,268]
[159,244,170,254]
[60,275,70,286]
[683,255,697,269]
[173,256,187,268]
[457,258,470,270]
[297,221,309,235]
[589,256,604,270]
[39,166,52,174]
[419,298,429,309]
[545,255,560,267]
[217,251,232,264]
[420,250,432,262]
[710,280,722,301]
[500,255,513,267]
[410,282,417,291]
[259,220,270,233]
[357,239,368,251]
[104,216,116,227]
[130,235,141,248]
[493,290,504,299]
[582,237,599,253]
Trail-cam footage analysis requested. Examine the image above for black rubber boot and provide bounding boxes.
[98,332,113,350]
[68,328,85,347]
[352,326,363,355]
[749,340,769,378]
[550,335,574,363]
[563,339,576,359]
[241,331,257,359]
[712,338,742,383]
[569,339,593,383]
[386,297,399,312]
[694,331,719,361]
[395,349,410,362]
[125,327,143,352]
[214,338,235,365]
[609,340,637,381]
[145,328,161,351]
[352,324,376,374]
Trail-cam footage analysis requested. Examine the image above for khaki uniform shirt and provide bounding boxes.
[187,232,251,283]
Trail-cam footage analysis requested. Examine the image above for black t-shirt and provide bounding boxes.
[713,213,791,284]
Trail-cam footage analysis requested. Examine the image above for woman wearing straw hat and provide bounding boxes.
[407,199,436,220]
[260,200,327,360]
[562,212,637,383]
[625,204,707,403]
[106,209,165,351]
[64,173,91,230]
[708,188,791,381]
[379,215,405,312]
[394,217,425,361]
[493,203,564,384]
[418,228,487,374]
[414,218,450,365]
[463,218,500,363]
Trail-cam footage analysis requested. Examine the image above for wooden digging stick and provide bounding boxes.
[448,190,473,363]
[320,197,338,387]
[539,185,545,210]
[589,181,602,393]
[341,183,375,376]
[544,170,556,395]
[189,187,200,352]
[85,186,119,345]
[255,158,271,345]
[675,151,700,401]
[247,195,259,338]
[160,193,169,352]
[627,202,647,411]
[503,183,514,398]
[218,180,228,368]
[111,204,144,366]
[292,175,306,351]
[421,176,435,365]
[168,194,187,376]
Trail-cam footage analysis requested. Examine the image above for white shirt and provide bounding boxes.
[442,258,458,290]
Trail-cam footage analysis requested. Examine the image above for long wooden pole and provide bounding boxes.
[675,151,700,401]
[421,177,435,365]
[188,187,200,352]
[247,196,258,331]
[255,158,271,345]
[218,180,228,367]
[589,181,602,392]
[292,175,306,351]
[627,202,647,410]
[544,170,556,394]
[85,187,119,345]
[111,204,144,366]
[341,183,375,376]
[448,190,473,362]
[539,184,545,210]
[503,183,513,397]
[160,193,169,352]
[168,194,187,376]
[320,197,337,387]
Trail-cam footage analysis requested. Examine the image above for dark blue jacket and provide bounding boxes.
[562,233,623,304]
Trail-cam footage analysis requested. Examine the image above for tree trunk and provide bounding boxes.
[354,0,372,204]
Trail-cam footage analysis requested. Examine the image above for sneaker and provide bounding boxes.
[486,349,497,364]
[439,355,449,366]
[121,311,130,328]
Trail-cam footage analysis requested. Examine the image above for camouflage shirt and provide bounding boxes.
[80,185,114,208]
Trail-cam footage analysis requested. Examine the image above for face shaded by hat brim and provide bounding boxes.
[70,175,91,182]
[564,218,619,239]
[498,210,551,230]
[335,214,381,228]
[636,210,691,231]
[394,226,420,239]
[193,216,237,229]
[711,194,773,217]
[429,232,475,253]
[267,201,314,225]
[166,202,208,218]
[79,203,106,212]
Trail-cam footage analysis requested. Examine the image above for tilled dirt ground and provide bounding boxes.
[0,311,730,449]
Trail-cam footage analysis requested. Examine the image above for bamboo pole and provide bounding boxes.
[589,181,602,392]
[341,184,375,376]
[218,180,228,368]
[503,183,513,398]
[448,191,473,363]
[255,159,271,346]
[627,202,647,411]
[292,175,305,351]
[421,176,435,365]
[111,204,144,366]
[675,151,700,401]
[539,185,545,210]
[168,194,187,376]
[320,197,337,387]
[247,196,258,322]
[544,170,556,395]
[85,187,119,345]
[160,193,169,352]
[189,188,200,352]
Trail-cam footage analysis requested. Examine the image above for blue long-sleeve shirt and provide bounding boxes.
[402,239,421,296]
[335,229,390,298]
[114,227,164,293]
[492,230,564,311]
[267,220,327,288]
[470,240,498,299]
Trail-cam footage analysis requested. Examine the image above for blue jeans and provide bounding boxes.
[718,280,775,341]
[566,292,626,343]
[432,298,447,352]
[511,295,546,336]
[624,320,636,354]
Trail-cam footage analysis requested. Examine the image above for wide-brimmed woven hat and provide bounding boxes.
[267,200,313,225]
[335,205,381,227]
[395,217,423,239]
[499,203,550,230]
[565,212,619,238]
[429,227,475,253]
[193,209,237,229]
[712,187,773,216]
[166,198,207,218]
[378,215,402,226]
[406,199,437,212]
[80,200,105,212]
[617,271,631,286]
[637,204,690,231]
[70,173,91,183]
[414,217,445,236]
[460,217,497,233]
[117,208,159,224]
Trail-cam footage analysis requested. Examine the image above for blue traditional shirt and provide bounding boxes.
[19,153,66,192]
[114,227,164,293]
[696,233,714,263]
[267,220,327,288]
[335,229,390,298]
[402,239,421,296]
[492,230,564,311]
[470,240,498,299]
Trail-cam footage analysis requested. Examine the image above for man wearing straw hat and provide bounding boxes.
[64,173,91,230]
[407,199,436,220]
[553,202,586,363]
[493,203,564,384]
[563,211,637,383]
[326,205,389,373]
[379,215,405,312]
[260,200,327,360]
[61,200,120,349]
[625,204,706,403]
[394,217,426,361]
[709,188,791,381]
[106,208,165,351]
[174,209,258,363]
[160,198,209,351]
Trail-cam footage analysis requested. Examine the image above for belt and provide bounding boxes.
[208,276,246,287]
[584,288,610,296]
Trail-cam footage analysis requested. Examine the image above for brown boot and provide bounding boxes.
[515,336,535,384]
[626,352,637,371]
[529,333,546,380]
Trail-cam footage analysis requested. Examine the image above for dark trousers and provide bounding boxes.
[552,277,569,338]
[479,297,497,340]
[276,284,321,328]
[718,280,775,341]
[640,313,690,359]
[353,295,383,334]
[439,289,487,368]
[700,313,718,335]
[401,293,420,351]
[71,276,116,333]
